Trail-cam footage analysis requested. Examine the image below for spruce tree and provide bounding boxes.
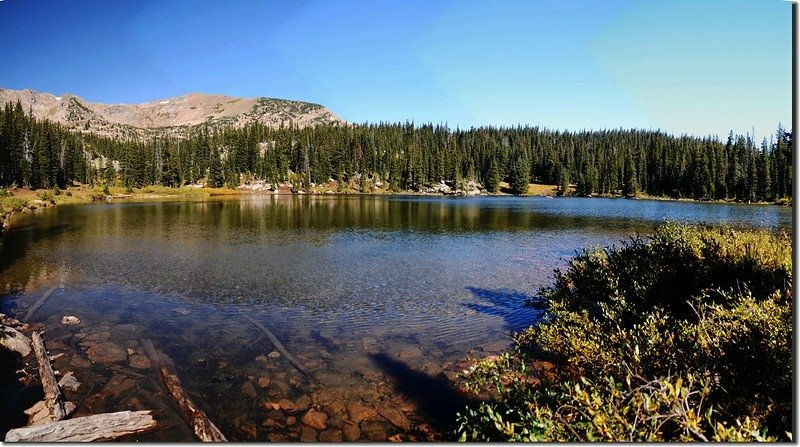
[208,147,224,188]
[509,157,530,195]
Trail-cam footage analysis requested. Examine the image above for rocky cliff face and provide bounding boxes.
[0,88,345,139]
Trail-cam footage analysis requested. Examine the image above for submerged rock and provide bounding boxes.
[301,410,328,430]
[128,354,151,370]
[241,381,257,398]
[267,433,288,442]
[347,403,377,424]
[61,315,81,325]
[257,376,271,388]
[57,372,81,391]
[319,428,343,442]
[86,342,127,364]
[300,426,317,442]
[294,395,312,413]
[342,423,361,441]
[0,324,31,357]
[377,405,410,430]
[360,420,392,441]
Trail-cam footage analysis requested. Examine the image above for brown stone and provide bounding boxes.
[267,433,288,442]
[79,331,111,345]
[300,426,317,442]
[301,410,328,430]
[397,346,422,359]
[319,429,343,442]
[86,342,127,364]
[377,405,411,430]
[69,354,91,369]
[342,423,361,441]
[286,416,297,426]
[241,381,258,398]
[128,354,151,370]
[278,398,297,413]
[360,420,391,441]
[238,419,257,439]
[261,418,276,428]
[294,395,312,412]
[102,373,137,399]
[347,403,377,424]
[257,376,271,388]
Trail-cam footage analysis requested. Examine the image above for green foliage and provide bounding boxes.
[36,189,55,203]
[1,197,28,213]
[102,184,111,196]
[509,157,530,195]
[52,185,62,196]
[0,101,791,201]
[456,224,792,442]
[557,168,569,196]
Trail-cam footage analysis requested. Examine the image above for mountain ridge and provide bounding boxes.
[0,88,345,139]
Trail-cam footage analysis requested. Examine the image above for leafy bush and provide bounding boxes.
[36,190,56,203]
[1,197,28,213]
[103,185,111,196]
[52,186,62,196]
[456,224,791,442]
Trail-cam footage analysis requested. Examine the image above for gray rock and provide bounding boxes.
[0,324,31,357]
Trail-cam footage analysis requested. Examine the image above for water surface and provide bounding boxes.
[0,196,789,440]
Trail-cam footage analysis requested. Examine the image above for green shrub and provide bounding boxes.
[52,186,62,196]
[36,190,56,203]
[0,188,12,198]
[1,197,28,213]
[456,224,791,442]
[103,185,111,196]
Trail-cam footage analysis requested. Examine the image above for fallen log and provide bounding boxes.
[142,339,227,442]
[4,410,159,442]
[240,313,310,376]
[24,286,58,321]
[31,331,67,421]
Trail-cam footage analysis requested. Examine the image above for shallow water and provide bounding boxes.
[0,195,790,441]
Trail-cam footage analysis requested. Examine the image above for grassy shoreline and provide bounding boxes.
[0,183,790,236]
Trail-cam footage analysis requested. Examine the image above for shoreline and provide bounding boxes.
[1,184,791,236]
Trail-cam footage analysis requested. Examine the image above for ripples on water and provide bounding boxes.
[0,196,789,440]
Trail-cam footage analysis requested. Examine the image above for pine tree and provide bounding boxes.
[485,157,500,193]
[208,147,224,188]
[509,157,530,195]
[557,167,570,196]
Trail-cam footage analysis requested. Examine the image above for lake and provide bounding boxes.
[0,196,790,441]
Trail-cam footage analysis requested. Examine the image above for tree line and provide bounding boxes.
[0,100,792,202]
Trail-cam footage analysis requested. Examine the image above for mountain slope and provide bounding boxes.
[0,88,345,139]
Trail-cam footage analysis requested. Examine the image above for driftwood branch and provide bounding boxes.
[241,313,310,376]
[31,331,67,421]
[24,286,58,321]
[4,410,159,442]
[142,339,227,442]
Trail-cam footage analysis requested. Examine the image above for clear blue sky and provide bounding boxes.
[0,0,791,138]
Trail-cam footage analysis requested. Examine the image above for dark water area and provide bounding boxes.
[0,196,790,441]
